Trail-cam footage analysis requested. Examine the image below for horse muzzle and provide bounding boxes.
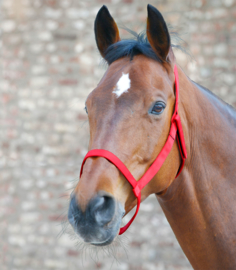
[68,191,125,246]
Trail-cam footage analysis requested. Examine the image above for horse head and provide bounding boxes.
[68,4,182,246]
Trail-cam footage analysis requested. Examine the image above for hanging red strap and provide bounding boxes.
[79,65,187,235]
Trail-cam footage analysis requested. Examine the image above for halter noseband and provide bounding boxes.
[80,65,187,235]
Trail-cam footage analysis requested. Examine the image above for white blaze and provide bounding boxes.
[113,73,131,98]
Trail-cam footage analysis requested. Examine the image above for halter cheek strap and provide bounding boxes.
[80,65,187,235]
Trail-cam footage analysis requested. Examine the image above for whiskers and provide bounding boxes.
[58,208,130,267]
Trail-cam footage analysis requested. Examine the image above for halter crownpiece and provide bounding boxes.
[80,65,187,235]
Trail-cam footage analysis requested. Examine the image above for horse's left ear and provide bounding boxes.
[94,5,121,58]
[146,4,172,63]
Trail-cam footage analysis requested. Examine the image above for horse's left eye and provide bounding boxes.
[84,106,88,114]
[151,102,166,115]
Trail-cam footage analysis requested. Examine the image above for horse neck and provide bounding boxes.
[157,66,236,269]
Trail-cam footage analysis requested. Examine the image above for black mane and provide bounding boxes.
[104,29,187,65]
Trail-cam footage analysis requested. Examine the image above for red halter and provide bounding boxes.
[80,65,187,235]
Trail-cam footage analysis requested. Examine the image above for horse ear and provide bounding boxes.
[146,4,171,62]
[94,5,121,58]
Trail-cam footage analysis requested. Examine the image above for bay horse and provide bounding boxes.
[68,4,236,269]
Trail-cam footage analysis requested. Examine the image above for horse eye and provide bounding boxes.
[84,106,88,114]
[151,102,166,115]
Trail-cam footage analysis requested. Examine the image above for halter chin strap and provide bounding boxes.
[80,65,187,235]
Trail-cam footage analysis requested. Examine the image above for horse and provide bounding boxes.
[68,4,236,269]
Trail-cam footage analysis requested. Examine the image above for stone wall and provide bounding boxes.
[1,0,235,269]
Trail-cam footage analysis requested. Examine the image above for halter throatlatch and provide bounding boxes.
[80,65,187,235]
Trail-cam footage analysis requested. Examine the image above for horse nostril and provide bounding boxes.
[93,196,105,211]
[68,193,117,234]
[90,194,116,227]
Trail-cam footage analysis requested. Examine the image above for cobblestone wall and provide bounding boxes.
[1,0,235,269]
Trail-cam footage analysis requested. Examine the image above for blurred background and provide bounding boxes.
[1,0,236,269]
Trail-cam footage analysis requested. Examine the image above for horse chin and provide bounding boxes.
[91,233,116,246]
[78,217,122,246]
